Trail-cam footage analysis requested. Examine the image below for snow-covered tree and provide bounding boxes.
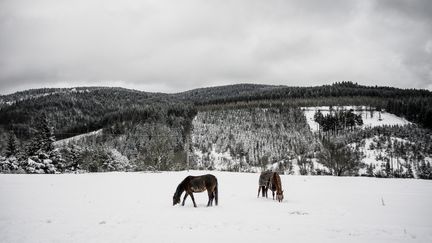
[5,132,18,158]
[103,148,131,171]
[0,156,23,173]
[318,136,364,176]
[23,114,65,173]
[418,161,432,179]
[191,107,318,171]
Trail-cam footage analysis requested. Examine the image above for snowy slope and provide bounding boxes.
[191,108,316,172]
[54,129,103,146]
[0,171,431,243]
[302,106,411,132]
[360,136,411,174]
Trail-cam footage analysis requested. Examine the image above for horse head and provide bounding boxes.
[173,194,181,206]
[173,181,185,206]
[277,190,284,202]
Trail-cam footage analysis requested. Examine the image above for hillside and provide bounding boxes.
[177,82,432,104]
[1,82,431,134]
[0,87,179,140]
[1,82,432,178]
[178,83,432,130]
[190,106,432,178]
[1,171,431,243]
[191,107,317,171]
[302,106,411,132]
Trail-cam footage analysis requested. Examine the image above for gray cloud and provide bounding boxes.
[0,0,431,95]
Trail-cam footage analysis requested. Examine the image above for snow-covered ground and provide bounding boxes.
[302,106,411,132]
[54,129,103,147]
[193,146,261,172]
[1,171,431,243]
[359,136,411,175]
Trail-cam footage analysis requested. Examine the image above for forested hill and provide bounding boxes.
[1,82,432,138]
[177,82,432,105]
[178,82,432,129]
[1,82,432,176]
[0,87,193,141]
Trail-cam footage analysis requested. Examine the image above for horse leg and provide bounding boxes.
[272,190,275,200]
[257,186,261,198]
[265,186,268,198]
[207,190,213,207]
[214,185,218,206]
[189,192,197,208]
[182,193,188,206]
[211,189,216,206]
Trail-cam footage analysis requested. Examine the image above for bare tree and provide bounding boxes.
[318,137,363,176]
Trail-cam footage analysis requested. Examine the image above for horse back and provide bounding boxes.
[188,174,217,192]
[259,171,273,186]
[202,174,218,190]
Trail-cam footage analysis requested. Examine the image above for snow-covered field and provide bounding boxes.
[302,106,411,132]
[1,171,431,243]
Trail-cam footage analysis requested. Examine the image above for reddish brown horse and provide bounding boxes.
[173,174,218,208]
[258,171,284,202]
[270,172,284,202]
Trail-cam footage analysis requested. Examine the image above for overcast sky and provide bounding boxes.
[0,0,431,95]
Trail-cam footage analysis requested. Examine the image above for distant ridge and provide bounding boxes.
[0,82,431,140]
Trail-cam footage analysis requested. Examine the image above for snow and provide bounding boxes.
[193,145,261,172]
[359,136,414,176]
[54,129,103,146]
[302,106,411,132]
[1,171,431,243]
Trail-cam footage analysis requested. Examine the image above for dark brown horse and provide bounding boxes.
[173,174,218,207]
[257,171,272,198]
[269,172,284,202]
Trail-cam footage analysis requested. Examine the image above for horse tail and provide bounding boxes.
[214,182,218,206]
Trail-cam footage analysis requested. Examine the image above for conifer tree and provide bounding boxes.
[385,160,392,178]
[5,132,18,158]
[38,114,55,153]
[23,114,65,173]
[366,164,374,177]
